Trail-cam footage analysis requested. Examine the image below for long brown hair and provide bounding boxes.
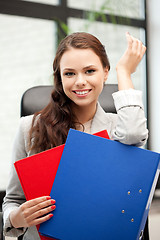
[29,32,110,153]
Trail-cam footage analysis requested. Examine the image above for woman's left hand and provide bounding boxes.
[116,32,146,90]
[116,32,146,75]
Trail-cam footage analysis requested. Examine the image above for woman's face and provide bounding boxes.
[60,48,108,110]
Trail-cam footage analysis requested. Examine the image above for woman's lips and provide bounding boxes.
[72,89,92,96]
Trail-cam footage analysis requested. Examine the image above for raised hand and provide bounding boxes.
[10,196,56,228]
[116,32,146,90]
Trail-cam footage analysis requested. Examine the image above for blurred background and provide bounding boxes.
[0,0,160,239]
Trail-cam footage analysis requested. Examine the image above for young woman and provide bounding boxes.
[3,32,148,239]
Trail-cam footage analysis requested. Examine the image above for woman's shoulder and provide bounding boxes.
[19,114,40,137]
[20,114,34,127]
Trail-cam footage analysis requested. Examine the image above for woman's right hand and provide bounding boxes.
[10,196,56,228]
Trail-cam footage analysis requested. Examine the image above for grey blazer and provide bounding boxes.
[3,89,148,240]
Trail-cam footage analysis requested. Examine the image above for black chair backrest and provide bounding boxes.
[21,84,118,117]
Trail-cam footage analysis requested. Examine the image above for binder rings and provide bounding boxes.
[39,129,160,240]
[14,130,109,240]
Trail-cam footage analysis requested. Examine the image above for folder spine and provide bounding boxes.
[137,159,160,240]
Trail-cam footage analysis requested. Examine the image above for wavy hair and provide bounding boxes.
[29,32,110,153]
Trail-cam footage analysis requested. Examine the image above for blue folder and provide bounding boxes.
[39,129,160,240]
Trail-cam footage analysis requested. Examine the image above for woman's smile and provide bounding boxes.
[72,89,92,97]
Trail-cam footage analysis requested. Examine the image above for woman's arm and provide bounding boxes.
[3,117,28,237]
[2,116,56,237]
[110,33,148,146]
[116,32,146,90]
[111,89,148,146]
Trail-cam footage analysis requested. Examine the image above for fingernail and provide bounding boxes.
[49,214,53,218]
[46,196,51,200]
[51,205,56,210]
[51,200,56,204]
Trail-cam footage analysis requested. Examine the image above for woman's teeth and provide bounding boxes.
[75,90,89,95]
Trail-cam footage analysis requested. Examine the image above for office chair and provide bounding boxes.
[0,84,149,240]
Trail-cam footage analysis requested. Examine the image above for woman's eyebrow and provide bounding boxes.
[62,65,96,72]
[63,67,74,71]
[83,65,96,70]
[62,68,75,72]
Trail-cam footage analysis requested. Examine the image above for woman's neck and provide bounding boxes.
[72,102,97,124]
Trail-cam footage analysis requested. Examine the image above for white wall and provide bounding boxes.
[147,0,160,152]
[0,15,56,190]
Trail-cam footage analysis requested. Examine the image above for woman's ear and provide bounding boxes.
[104,67,109,83]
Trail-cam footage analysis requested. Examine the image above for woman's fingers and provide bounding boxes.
[26,197,56,215]
[126,32,133,49]
[28,212,54,227]
[25,204,56,227]
[21,196,52,208]
[19,196,56,227]
[126,32,146,58]
[20,196,55,215]
[26,203,56,223]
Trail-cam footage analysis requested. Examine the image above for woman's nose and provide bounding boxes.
[75,74,87,87]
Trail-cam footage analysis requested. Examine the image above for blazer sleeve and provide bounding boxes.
[111,88,148,146]
[2,116,33,237]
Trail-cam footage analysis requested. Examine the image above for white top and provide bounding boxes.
[76,119,92,134]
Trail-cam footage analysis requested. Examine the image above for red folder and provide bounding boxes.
[14,130,109,240]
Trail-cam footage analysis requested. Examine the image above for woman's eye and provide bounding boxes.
[86,69,96,74]
[64,72,75,76]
